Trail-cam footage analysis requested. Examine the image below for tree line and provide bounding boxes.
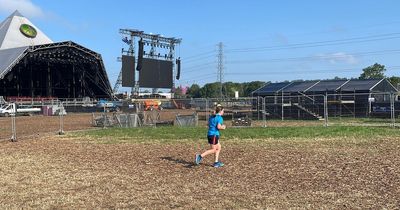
[175,81,266,98]
[175,63,399,98]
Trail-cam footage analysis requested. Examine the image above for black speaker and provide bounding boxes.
[136,38,144,71]
[176,57,181,80]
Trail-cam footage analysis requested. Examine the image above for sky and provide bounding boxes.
[1,0,400,92]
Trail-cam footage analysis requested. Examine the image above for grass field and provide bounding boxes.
[78,125,400,143]
[1,125,399,209]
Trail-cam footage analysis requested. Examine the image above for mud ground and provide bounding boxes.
[0,134,399,209]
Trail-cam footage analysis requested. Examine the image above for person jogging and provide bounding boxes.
[195,105,226,168]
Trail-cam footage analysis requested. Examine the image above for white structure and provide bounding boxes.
[0,10,53,50]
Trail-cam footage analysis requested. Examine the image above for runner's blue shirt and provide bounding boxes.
[207,114,223,136]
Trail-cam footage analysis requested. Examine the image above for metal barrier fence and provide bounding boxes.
[0,102,93,142]
[260,92,398,127]
[1,92,398,142]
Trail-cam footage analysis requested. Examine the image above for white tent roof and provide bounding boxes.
[0,46,28,79]
[0,10,53,50]
[0,10,54,79]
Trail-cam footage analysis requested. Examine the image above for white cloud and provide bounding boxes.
[0,0,44,18]
[316,52,358,64]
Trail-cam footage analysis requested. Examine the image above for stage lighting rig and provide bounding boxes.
[114,29,181,96]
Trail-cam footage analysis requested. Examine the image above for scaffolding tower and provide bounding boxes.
[114,29,181,97]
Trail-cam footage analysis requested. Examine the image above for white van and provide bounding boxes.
[0,104,41,117]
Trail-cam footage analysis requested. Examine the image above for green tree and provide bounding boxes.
[187,84,201,98]
[359,63,386,79]
[174,86,185,98]
[243,81,266,96]
[388,76,400,90]
[333,76,348,80]
[223,82,243,97]
[199,82,220,98]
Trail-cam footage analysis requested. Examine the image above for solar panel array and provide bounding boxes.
[283,81,317,92]
[306,80,348,92]
[254,82,290,94]
[340,79,382,91]
[254,79,395,95]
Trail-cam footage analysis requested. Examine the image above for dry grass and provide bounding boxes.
[1,134,399,209]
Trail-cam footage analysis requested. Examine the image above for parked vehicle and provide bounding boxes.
[96,100,122,112]
[144,100,162,111]
[0,103,41,117]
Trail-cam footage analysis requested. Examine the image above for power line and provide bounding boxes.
[179,65,400,84]
[182,49,400,71]
[180,33,400,85]
[184,63,216,72]
[228,49,400,64]
[183,54,215,64]
[225,32,400,53]
[182,50,215,60]
[179,73,217,83]
[224,65,400,76]
[217,20,400,46]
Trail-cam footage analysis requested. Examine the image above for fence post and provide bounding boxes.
[391,93,395,127]
[58,102,65,135]
[257,97,260,120]
[103,105,106,129]
[10,103,17,142]
[205,98,209,123]
[324,94,328,127]
[262,97,266,127]
[281,91,284,121]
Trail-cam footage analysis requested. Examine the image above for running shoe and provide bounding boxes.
[195,154,202,165]
[213,162,224,168]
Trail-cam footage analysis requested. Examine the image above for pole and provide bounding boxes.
[59,102,65,135]
[217,42,224,99]
[391,93,395,127]
[263,97,266,127]
[205,98,209,123]
[103,105,106,129]
[257,97,260,120]
[281,91,284,121]
[11,103,17,142]
[324,94,328,127]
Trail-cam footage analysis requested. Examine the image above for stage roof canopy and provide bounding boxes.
[0,11,112,98]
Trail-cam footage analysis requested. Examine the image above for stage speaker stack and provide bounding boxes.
[136,38,144,71]
[176,57,181,80]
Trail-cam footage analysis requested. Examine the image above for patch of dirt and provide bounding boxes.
[0,113,94,141]
[0,136,399,209]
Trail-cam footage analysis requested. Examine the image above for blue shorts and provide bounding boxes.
[207,135,219,145]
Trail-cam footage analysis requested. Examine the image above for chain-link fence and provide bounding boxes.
[1,92,398,142]
[0,102,93,142]
[259,92,398,127]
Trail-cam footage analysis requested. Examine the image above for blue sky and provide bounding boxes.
[1,0,400,91]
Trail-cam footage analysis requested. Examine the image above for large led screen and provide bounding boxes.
[139,58,173,88]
